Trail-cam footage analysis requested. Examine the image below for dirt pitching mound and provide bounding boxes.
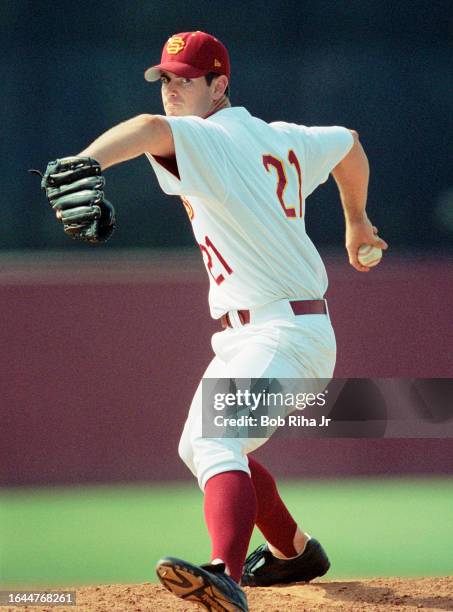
[4,577,452,612]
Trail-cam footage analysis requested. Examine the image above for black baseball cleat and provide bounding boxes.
[241,538,330,587]
[156,556,248,611]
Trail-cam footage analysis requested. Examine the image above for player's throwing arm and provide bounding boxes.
[331,130,388,271]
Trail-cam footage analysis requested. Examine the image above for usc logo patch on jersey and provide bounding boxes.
[166,36,185,54]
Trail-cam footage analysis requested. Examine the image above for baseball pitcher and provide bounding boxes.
[33,31,388,612]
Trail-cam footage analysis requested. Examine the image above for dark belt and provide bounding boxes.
[220,299,327,329]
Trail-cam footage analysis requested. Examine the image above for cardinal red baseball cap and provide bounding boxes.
[144,31,230,82]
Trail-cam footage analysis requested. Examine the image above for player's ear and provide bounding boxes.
[212,75,228,100]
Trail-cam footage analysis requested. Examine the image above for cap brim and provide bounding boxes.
[144,62,208,82]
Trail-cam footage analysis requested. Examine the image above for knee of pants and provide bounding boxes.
[178,431,196,476]
[179,432,251,489]
[191,437,251,490]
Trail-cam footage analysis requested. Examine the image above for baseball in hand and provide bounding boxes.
[357,244,383,267]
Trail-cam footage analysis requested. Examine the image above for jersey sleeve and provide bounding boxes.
[146,115,228,200]
[297,126,354,197]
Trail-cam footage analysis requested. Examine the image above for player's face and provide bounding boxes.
[160,71,216,117]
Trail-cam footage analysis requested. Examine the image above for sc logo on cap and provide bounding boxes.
[166,36,185,54]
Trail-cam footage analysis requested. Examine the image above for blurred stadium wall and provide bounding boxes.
[1,252,452,487]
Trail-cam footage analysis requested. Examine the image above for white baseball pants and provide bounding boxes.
[178,298,336,489]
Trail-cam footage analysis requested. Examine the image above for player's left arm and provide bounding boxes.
[33,115,175,243]
[79,114,175,169]
[331,130,388,272]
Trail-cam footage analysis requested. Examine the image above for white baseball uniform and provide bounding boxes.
[146,106,353,488]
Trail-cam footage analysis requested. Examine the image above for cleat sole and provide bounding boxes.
[156,557,246,611]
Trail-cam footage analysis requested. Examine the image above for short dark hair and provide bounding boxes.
[205,72,230,98]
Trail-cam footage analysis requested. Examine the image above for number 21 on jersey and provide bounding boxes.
[199,235,233,286]
[262,149,303,218]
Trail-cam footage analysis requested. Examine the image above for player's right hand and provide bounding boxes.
[345,215,388,272]
[29,156,116,243]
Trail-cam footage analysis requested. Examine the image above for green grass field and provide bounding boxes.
[1,477,452,587]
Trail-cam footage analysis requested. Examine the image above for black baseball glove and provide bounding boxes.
[29,156,116,243]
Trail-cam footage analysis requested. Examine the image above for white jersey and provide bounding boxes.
[146,106,353,319]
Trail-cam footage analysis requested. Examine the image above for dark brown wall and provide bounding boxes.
[1,252,452,486]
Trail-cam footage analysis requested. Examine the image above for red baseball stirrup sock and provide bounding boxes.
[248,456,298,557]
[204,470,257,583]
